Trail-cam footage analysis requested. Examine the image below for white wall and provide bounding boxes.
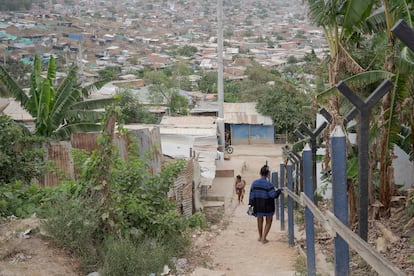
[393,145,414,189]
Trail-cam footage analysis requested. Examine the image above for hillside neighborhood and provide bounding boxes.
[0,0,325,73]
[0,0,326,197]
[1,0,414,275]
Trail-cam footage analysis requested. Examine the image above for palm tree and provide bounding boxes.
[314,0,413,211]
[305,0,376,176]
[364,0,413,210]
[0,56,113,139]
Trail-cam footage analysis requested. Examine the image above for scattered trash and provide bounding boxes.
[19,228,32,239]
[176,258,187,266]
[87,272,99,276]
[10,253,31,264]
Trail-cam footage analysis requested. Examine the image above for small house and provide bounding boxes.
[224,102,274,145]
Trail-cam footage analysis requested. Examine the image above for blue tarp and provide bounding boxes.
[68,33,83,41]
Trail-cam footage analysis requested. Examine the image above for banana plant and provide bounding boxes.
[0,56,114,139]
[305,0,376,185]
[314,0,413,210]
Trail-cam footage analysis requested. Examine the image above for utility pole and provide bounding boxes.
[217,0,225,150]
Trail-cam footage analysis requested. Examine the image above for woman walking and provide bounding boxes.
[249,165,282,244]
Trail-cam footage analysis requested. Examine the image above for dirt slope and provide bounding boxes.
[0,217,79,276]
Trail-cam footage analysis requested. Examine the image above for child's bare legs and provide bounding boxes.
[262,216,273,243]
[257,217,264,241]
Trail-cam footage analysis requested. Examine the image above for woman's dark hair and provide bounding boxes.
[260,165,270,177]
[236,175,241,180]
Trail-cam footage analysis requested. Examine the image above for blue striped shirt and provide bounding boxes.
[249,177,277,217]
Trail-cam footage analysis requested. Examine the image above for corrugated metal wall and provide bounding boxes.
[168,158,196,217]
[43,128,163,186]
[250,125,274,144]
[231,124,249,145]
[42,128,198,218]
[230,124,274,145]
[43,141,73,186]
[129,128,163,175]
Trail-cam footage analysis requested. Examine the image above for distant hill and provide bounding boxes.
[0,0,32,11]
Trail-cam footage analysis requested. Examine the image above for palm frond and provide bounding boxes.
[317,70,394,101]
[65,109,104,123]
[389,0,412,28]
[81,79,110,98]
[51,66,79,124]
[0,65,28,106]
[342,0,374,34]
[52,122,102,140]
[70,97,115,110]
[338,42,364,74]
[307,0,338,27]
[384,71,408,151]
[397,47,414,72]
[46,56,56,81]
[362,7,386,34]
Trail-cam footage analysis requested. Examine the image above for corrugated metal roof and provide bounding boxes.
[160,115,217,127]
[190,100,218,114]
[158,116,218,185]
[224,102,273,125]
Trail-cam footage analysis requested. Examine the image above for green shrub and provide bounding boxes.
[0,181,45,217]
[43,197,101,270]
[0,115,46,185]
[100,238,172,276]
[187,212,207,229]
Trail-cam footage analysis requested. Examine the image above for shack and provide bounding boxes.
[224,102,274,145]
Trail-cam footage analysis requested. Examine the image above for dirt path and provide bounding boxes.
[191,144,298,276]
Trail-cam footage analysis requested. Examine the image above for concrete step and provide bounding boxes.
[202,194,225,201]
[201,200,224,208]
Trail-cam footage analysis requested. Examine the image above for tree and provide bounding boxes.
[144,70,189,115]
[198,72,217,93]
[98,66,122,81]
[287,55,298,64]
[0,56,114,139]
[116,89,157,124]
[171,61,194,91]
[169,92,189,115]
[364,0,413,210]
[224,81,242,102]
[245,62,278,84]
[175,45,198,57]
[311,0,414,222]
[256,82,311,134]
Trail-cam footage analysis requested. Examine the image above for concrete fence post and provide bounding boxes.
[271,171,279,220]
[303,143,316,275]
[287,161,294,246]
[280,162,285,231]
[331,125,350,275]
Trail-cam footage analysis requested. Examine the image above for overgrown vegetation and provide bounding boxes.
[0,107,206,274]
[0,115,45,186]
[116,89,158,124]
[43,112,202,275]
